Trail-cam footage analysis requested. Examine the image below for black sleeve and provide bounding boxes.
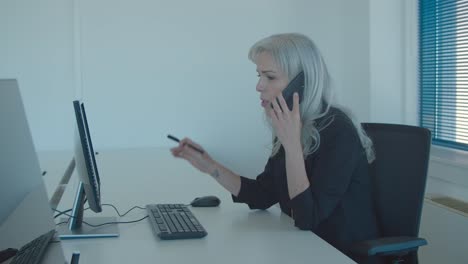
[288,117,364,230]
[232,158,278,210]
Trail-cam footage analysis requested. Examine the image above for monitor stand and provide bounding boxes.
[56,182,119,239]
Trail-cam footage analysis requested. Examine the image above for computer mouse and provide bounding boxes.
[190,195,221,207]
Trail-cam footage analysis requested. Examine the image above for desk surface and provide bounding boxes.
[39,147,355,264]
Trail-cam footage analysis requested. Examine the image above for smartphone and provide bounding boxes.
[273,71,304,111]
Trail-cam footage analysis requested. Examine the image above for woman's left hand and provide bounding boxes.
[266,92,302,152]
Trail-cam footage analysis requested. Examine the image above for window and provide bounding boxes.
[420,0,468,151]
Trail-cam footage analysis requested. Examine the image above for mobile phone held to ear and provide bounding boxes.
[273,71,304,111]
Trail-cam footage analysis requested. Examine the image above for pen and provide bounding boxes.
[70,251,80,264]
[167,134,205,154]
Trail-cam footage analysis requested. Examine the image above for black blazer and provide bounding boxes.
[233,107,380,262]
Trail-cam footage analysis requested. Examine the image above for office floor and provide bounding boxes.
[419,201,468,263]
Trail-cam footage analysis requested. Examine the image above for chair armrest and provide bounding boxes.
[350,236,427,257]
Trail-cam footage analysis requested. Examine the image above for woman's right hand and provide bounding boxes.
[170,137,215,175]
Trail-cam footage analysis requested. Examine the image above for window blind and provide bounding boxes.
[420,0,468,151]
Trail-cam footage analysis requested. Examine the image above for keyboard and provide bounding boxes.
[10,229,55,264]
[146,204,207,240]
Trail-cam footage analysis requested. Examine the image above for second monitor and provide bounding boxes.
[56,100,119,239]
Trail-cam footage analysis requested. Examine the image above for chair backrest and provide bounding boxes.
[362,123,431,238]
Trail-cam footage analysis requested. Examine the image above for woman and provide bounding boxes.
[171,33,380,263]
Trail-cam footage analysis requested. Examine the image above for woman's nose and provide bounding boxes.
[256,80,264,92]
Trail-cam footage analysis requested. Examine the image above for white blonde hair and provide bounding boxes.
[249,33,375,163]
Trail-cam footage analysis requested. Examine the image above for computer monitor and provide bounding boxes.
[0,79,67,263]
[73,100,102,213]
[56,100,119,239]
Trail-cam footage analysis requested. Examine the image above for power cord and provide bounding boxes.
[54,198,88,219]
[53,203,145,219]
[54,209,72,219]
[101,204,146,217]
[53,204,148,228]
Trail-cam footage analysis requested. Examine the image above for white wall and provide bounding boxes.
[0,0,76,151]
[369,0,419,126]
[1,0,371,177]
[370,0,407,124]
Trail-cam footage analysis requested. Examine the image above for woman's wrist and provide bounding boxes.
[284,140,302,155]
[207,160,220,179]
[203,158,241,196]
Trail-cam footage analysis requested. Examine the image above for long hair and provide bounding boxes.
[248,33,375,163]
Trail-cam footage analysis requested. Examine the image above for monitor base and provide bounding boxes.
[57,217,119,239]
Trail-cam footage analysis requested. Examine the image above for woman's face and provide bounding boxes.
[254,52,289,108]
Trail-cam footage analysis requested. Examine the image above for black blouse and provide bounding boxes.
[232,107,380,261]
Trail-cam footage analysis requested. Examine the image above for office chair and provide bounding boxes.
[350,123,431,264]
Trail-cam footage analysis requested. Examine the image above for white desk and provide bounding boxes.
[39,147,356,264]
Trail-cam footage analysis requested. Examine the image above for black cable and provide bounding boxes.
[54,198,88,218]
[55,220,70,226]
[53,202,144,219]
[84,215,148,227]
[54,209,72,219]
[52,208,148,228]
[101,204,146,217]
